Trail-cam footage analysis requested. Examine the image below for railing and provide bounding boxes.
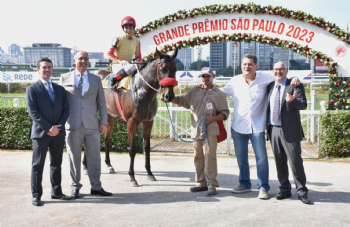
[0,96,26,107]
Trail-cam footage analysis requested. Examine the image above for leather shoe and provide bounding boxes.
[32,198,42,206]
[51,194,72,200]
[91,188,112,196]
[298,195,311,204]
[276,191,292,200]
[72,189,80,199]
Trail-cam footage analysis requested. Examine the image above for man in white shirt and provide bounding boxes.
[223,54,299,199]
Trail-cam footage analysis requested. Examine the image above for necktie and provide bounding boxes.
[272,84,281,124]
[46,82,54,103]
[78,74,83,95]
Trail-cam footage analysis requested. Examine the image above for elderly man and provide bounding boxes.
[162,67,229,196]
[266,62,310,204]
[59,51,112,198]
[222,54,300,199]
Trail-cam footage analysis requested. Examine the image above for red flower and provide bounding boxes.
[347,93,350,97]
[261,10,265,13]
[311,21,315,24]
[348,83,350,87]
[340,102,344,105]
[328,101,334,105]
[332,70,336,74]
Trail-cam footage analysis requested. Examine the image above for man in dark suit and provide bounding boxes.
[26,57,71,206]
[266,62,311,204]
[59,51,111,198]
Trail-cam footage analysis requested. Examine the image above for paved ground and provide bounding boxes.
[0,151,350,227]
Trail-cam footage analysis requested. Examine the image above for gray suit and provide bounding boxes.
[266,79,308,196]
[59,71,107,191]
[26,80,69,198]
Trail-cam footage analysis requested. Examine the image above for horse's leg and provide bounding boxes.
[82,147,88,175]
[104,115,116,173]
[143,120,157,181]
[127,118,139,187]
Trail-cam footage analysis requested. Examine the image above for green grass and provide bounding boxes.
[0,93,26,107]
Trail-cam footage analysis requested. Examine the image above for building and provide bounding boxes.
[87,52,104,62]
[210,41,227,69]
[23,43,71,67]
[227,41,241,72]
[8,44,23,56]
[177,48,194,70]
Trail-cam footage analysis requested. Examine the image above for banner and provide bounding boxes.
[0,72,39,83]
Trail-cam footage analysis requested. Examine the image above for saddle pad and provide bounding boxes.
[102,73,133,90]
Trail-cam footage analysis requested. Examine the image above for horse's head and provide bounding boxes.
[154,48,178,102]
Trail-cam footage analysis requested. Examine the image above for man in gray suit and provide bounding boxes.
[27,57,71,206]
[266,62,310,204]
[59,51,112,198]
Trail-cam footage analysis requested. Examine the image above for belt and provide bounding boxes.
[270,125,282,128]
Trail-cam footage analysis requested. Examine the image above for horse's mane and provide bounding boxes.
[138,57,158,71]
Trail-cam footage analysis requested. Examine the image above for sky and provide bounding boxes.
[2,0,349,59]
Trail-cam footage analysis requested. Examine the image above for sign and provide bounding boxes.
[0,72,39,83]
[315,60,328,72]
[176,70,216,83]
[138,14,350,77]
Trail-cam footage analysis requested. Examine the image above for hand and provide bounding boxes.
[46,131,54,136]
[160,95,165,102]
[286,92,296,102]
[205,116,215,124]
[100,124,107,134]
[291,77,300,87]
[191,84,202,92]
[121,60,129,66]
[49,125,61,136]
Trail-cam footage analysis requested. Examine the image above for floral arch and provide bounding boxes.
[131,4,350,110]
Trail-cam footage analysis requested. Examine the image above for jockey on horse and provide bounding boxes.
[107,16,141,88]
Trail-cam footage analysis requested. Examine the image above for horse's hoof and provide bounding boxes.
[83,168,88,175]
[147,175,157,181]
[108,167,115,173]
[130,181,139,187]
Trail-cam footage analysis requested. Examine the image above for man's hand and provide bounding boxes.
[205,116,215,124]
[160,95,165,102]
[47,125,61,136]
[291,77,300,87]
[286,92,297,102]
[191,84,202,92]
[100,124,107,134]
[121,60,129,66]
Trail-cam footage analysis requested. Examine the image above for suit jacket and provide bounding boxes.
[266,78,307,143]
[59,71,107,130]
[26,80,69,139]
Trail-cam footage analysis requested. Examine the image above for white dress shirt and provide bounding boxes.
[40,78,54,95]
[269,78,287,126]
[75,70,89,96]
[223,72,274,134]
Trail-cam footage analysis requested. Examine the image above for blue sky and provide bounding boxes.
[2,0,349,58]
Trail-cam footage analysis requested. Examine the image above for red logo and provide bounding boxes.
[335,45,347,57]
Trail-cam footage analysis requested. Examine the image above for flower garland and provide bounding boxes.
[131,3,349,110]
[134,3,349,45]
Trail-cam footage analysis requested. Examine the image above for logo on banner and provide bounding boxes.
[335,45,347,57]
[180,72,193,78]
[3,73,12,81]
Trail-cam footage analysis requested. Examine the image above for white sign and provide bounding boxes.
[0,72,39,83]
[138,14,350,77]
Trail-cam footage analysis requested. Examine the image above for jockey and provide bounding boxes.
[108,16,142,87]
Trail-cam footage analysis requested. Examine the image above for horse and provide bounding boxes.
[82,48,178,187]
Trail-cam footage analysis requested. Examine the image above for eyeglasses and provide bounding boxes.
[274,68,286,72]
[75,57,89,61]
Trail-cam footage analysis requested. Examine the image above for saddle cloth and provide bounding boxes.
[102,73,133,90]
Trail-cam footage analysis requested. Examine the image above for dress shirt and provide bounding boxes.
[74,70,89,96]
[269,78,287,126]
[40,78,54,96]
[223,72,274,134]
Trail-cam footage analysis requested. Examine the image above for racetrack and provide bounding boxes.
[0,151,349,227]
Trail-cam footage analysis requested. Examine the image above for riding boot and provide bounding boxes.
[111,65,136,87]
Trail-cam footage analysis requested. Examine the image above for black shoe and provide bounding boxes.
[51,194,72,200]
[298,195,311,204]
[91,188,112,196]
[190,186,208,192]
[72,189,80,199]
[32,198,42,206]
[276,191,292,200]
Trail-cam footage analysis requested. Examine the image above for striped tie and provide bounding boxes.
[272,84,281,124]
[46,82,54,103]
[78,74,83,95]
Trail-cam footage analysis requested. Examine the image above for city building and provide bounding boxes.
[177,48,194,70]
[87,52,104,62]
[23,43,71,67]
[227,41,241,71]
[8,44,23,56]
[210,41,227,69]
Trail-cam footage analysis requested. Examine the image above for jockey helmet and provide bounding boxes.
[121,16,136,28]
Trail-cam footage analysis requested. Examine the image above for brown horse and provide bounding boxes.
[83,48,178,186]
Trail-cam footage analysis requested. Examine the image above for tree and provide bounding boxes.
[175,58,184,70]
[190,60,209,70]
